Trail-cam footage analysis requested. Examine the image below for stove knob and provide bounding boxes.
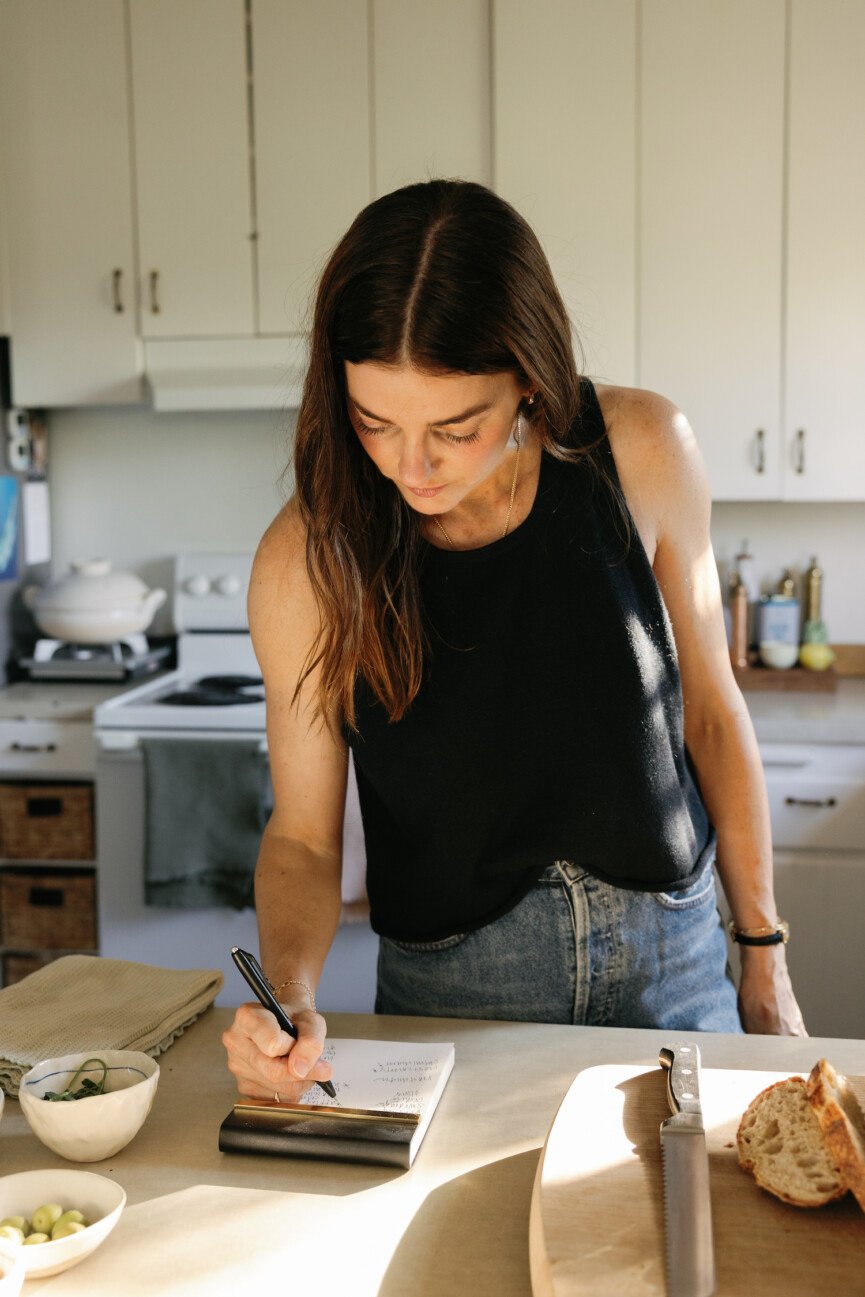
[184,574,211,597]
[214,574,242,597]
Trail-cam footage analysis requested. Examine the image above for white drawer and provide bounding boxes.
[760,743,865,850]
[0,721,96,777]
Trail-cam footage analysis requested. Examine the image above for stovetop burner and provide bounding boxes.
[159,674,264,707]
[20,636,172,681]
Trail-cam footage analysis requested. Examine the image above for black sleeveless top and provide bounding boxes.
[347,380,716,942]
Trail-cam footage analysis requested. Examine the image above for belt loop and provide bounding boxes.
[554,858,578,883]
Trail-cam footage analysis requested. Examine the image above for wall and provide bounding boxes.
[45,405,865,644]
[45,404,295,635]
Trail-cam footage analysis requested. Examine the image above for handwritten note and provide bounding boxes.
[298,1039,455,1124]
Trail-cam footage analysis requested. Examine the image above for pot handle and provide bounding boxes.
[143,588,167,613]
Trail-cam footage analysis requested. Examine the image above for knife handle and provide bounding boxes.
[659,1043,703,1118]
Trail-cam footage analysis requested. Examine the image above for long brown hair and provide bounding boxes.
[294,179,597,728]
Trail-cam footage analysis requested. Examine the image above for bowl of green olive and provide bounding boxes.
[19,1051,159,1162]
[0,1169,126,1279]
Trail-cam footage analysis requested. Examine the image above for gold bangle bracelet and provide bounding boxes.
[727,918,790,945]
[273,978,317,1013]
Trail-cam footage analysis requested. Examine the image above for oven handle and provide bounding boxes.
[96,731,268,754]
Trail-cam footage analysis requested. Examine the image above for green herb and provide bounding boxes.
[42,1057,108,1102]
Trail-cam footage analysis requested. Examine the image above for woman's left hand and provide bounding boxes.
[737,945,808,1035]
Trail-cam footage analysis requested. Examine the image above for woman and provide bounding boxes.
[223,179,805,1102]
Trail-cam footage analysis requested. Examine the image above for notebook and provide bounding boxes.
[218,1038,455,1169]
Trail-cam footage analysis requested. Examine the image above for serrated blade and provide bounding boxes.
[659,1044,715,1297]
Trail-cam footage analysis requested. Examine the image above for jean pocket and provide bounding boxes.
[382,931,471,954]
[651,866,717,911]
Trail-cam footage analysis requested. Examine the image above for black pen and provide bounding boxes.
[230,945,337,1100]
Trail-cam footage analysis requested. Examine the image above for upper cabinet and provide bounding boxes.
[129,0,255,338]
[639,0,786,500]
[784,0,865,502]
[0,0,142,406]
[493,0,638,386]
[252,0,371,336]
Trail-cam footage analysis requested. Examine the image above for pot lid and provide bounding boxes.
[32,560,155,613]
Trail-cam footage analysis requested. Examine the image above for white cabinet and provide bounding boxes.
[129,0,255,338]
[640,0,865,503]
[372,0,491,196]
[252,0,371,336]
[0,0,142,406]
[756,744,865,1039]
[639,0,786,500]
[784,0,865,502]
[493,0,637,385]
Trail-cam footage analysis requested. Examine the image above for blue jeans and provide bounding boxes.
[376,861,742,1033]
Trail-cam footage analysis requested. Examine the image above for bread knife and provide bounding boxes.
[659,1043,715,1297]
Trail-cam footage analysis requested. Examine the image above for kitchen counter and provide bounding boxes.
[2,1009,863,1295]
[746,676,865,745]
[0,678,162,723]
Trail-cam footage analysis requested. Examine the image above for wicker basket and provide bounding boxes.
[0,783,94,860]
[1,949,59,986]
[0,869,97,950]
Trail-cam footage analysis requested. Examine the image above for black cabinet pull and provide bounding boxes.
[26,796,63,817]
[28,886,64,907]
[784,796,837,808]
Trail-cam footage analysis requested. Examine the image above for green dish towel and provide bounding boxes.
[142,738,268,910]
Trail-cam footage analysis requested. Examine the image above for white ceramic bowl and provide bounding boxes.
[0,1169,125,1280]
[0,1236,25,1297]
[759,640,799,670]
[19,1051,159,1162]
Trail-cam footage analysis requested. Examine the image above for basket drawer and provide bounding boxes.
[0,870,97,950]
[0,783,94,860]
[1,949,60,986]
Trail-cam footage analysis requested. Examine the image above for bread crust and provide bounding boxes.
[806,1059,865,1213]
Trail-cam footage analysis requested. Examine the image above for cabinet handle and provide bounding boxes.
[783,795,837,808]
[754,428,765,473]
[28,886,64,908]
[112,268,124,313]
[794,428,806,474]
[7,742,57,753]
[26,796,63,818]
[149,270,161,314]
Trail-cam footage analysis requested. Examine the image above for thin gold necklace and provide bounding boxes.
[432,440,522,550]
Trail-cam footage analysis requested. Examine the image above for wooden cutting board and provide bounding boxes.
[529,1064,865,1297]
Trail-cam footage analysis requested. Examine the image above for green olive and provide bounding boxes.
[30,1204,64,1234]
[53,1210,87,1231]
[0,1216,28,1235]
[24,1232,51,1245]
[0,1224,24,1245]
[51,1222,86,1241]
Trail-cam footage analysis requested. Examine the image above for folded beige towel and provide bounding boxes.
[0,954,223,1096]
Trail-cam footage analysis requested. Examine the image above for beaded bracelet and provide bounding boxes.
[728,919,790,946]
[273,978,317,1013]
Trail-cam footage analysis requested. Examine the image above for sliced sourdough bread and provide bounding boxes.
[736,1075,846,1207]
[806,1058,865,1212]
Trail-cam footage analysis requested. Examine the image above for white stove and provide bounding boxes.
[93,552,375,1011]
[94,554,265,738]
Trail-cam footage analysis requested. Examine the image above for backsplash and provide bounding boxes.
[43,405,865,642]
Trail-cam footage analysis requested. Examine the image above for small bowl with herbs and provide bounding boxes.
[18,1051,159,1162]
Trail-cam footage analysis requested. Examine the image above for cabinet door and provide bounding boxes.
[639,0,786,500]
[252,0,371,335]
[129,0,254,338]
[784,0,865,501]
[0,0,141,406]
[493,0,637,385]
[372,0,491,195]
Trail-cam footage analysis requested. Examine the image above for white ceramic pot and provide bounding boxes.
[24,560,166,645]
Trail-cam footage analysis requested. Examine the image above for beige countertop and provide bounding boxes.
[0,679,157,723]
[747,677,865,745]
[2,1009,864,1295]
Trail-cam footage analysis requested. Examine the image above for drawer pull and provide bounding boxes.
[783,796,838,808]
[8,742,58,753]
[28,886,64,908]
[26,796,63,818]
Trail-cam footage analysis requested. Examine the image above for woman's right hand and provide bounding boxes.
[221,1002,333,1102]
